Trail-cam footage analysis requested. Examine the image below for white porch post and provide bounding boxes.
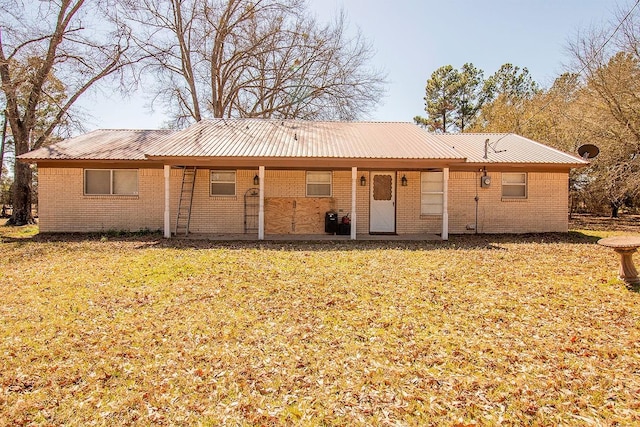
[163,165,171,238]
[442,167,449,240]
[258,166,265,240]
[351,167,357,240]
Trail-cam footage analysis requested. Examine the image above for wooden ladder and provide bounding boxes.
[175,166,197,236]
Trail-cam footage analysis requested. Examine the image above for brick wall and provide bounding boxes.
[177,169,335,234]
[331,170,370,234]
[38,167,569,235]
[183,168,254,234]
[38,168,164,232]
[447,171,569,233]
[355,171,370,234]
[396,171,442,234]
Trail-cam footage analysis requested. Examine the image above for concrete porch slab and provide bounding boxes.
[177,233,442,241]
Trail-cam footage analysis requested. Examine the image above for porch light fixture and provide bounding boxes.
[401,175,408,186]
[360,175,366,186]
[253,174,260,185]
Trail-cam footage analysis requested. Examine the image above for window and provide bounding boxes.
[210,170,236,196]
[373,174,393,201]
[502,172,527,198]
[84,169,138,195]
[306,171,332,197]
[421,171,444,215]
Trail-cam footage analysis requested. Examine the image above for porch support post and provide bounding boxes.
[442,167,449,240]
[163,165,171,238]
[351,167,357,240]
[258,166,265,240]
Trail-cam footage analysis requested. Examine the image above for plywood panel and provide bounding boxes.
[265,197,335,234]
[265,198,294,234]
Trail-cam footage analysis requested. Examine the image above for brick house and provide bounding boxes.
[19,119,586,239]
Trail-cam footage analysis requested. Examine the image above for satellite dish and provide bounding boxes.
[578,144,599,159]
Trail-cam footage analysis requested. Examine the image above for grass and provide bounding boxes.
[0,222,639,425]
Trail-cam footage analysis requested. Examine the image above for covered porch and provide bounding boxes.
[160,164,451,241]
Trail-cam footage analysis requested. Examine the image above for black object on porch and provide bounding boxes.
[325,211,338,234]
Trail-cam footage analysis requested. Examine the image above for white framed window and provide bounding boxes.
[210,170,236,196]
[84,169,138,195]
[421,171,444,215]
[502,172,527,198]
[306,171,332,197]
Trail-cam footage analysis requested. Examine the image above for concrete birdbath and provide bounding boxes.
[598,235,640,288]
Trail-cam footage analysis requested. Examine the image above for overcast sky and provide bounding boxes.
[76,0,623,130]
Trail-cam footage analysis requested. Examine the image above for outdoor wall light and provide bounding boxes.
[360,175,366,186]
[401,175,408,186]
[253,174,260,186]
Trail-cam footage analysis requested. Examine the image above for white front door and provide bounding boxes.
[370,171,396,233]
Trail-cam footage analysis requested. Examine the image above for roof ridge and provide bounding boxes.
[435,132,510,136]
[90,128,174,132]
[198,118,414,124]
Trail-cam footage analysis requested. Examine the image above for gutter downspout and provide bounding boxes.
[474,169,480,234]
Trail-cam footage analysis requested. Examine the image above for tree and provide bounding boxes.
[470,63,539,133]
[0,0,138,225]
[566,2,640,217]
[414,62,533,134]
[414,65,460,133]
[122,0,386,127]
[482,63,539,103]
[415,63,485,133]
[1,164,12,217]
[0,109,7,187]
[574,53,640,216]
[454,63,485,132]
[0,119,11,215]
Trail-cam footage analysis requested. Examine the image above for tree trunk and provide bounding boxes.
[441,110,447,133]
[0,112,6,184]
[611,202,619,218]
[7,134,34,226]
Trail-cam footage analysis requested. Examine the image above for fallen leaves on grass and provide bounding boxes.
[0,227,639,425]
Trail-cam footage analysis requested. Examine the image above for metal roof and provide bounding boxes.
[145,119,464,160]
[19,121,587,167]
[20,129,174,161]
[435,133,588,165]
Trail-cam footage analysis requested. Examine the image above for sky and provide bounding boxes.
[76,0,623,131]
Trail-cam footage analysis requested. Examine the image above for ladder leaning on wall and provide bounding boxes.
[175,166,197,236]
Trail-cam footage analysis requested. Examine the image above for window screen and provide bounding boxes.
[306,171,331,197]
[421,171,444,215]
[113,170,138,195]
[85,170,111,195]
[84,169,138,195]
[210,170,236,196]
[502,173,527,198]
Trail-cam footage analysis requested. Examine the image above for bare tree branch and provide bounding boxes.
[0,0,141,224]
[121,0,386,126]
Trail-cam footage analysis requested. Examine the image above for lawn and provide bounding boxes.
[0,222,639,425]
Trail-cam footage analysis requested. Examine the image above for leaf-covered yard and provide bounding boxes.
[1,224,639,425]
